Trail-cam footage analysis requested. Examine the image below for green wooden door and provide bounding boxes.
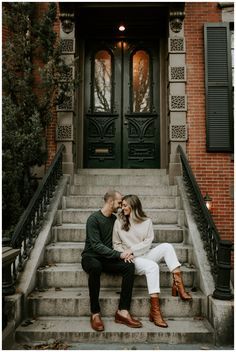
[84,39,160,168]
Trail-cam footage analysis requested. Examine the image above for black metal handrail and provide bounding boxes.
[177,145,233,300]
[3,144,65,294]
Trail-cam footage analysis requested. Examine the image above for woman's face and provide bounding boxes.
[122,200,131,216]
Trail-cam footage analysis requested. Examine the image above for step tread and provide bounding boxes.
[28,287,203,300]
[70,185,178,196]
[38,263,197,272]
[71,185,176,189]
[74,175,169,184]
[77,168,167,174]
[46,242,192,250]
[63,208,180,212]
[53,224,183,230]
[65,195,177,199]
[16,316,214,334]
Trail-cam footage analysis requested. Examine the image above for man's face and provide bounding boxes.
[111,193,122,213]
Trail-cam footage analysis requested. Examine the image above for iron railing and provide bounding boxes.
[177,145,233,300]
[2,144,65,295]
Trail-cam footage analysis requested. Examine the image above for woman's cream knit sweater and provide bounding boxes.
[112,217,154,257]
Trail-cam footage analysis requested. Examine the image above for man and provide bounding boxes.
[81,190,142,331]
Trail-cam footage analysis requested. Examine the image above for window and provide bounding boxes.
[204,23,233,152]
[132,50,151,113]
[93,50,112,112]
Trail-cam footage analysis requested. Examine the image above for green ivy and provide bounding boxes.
[2,3,74,236]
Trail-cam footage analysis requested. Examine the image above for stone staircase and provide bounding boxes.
[15,169,214,345]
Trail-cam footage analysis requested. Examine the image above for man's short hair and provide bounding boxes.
[104,190,120,203]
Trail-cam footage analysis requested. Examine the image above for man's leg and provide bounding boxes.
[102,258,142,328]
[81,256,102,314]
[102,258,135,311]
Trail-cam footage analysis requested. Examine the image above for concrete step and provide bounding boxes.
[15,316,214,344]
[52,224,184,243]
[60,209,180,225]
[37,263,196,289]
[70,185,178,196]
[27,288,203,318]
[64,195,177,209]
[77,168,168,176]
[74,174,169,186]
[45,242,193,265]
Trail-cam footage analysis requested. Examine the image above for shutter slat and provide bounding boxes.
[204,23,233,152]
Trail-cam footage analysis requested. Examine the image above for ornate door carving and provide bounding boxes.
[84,39,160,168]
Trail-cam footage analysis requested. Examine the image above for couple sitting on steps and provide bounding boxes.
[81,190,192,332]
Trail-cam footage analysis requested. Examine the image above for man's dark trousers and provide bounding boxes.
[82,256,135,314]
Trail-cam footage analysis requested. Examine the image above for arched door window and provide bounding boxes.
[93,50,112,112]
[132,50,151,113]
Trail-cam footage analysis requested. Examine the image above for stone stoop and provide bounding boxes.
[15,169,214,345]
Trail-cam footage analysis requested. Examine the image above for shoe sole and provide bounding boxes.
[115,319,142,328]
[91,326,104,332]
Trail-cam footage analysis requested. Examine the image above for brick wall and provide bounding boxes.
[185,2,234,242]
[47,3,61,165]
[2,3,10,44]
[3,3,60,166]
[35,3,61,165]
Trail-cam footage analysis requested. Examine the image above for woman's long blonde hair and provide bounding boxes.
[119,194,148,231]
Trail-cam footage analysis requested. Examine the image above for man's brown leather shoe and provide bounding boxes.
[115,311,142,328]
[90,314,104,331]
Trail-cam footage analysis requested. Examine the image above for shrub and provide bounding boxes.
[2,3,72,236]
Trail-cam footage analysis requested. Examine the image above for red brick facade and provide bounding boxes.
[46,4,61,165]
[36,3,61,165]
[3,2,233,243]
[185,2,234,242]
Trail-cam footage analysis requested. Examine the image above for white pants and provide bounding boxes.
[134,243,181,294]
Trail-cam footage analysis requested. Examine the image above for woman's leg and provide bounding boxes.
[134,257,160,294]
[145,243,181,272]
[134,257,167,327]
[145,243,192,301]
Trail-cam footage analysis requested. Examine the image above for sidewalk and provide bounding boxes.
[11,341,234,350]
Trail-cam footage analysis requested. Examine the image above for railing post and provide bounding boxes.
[2,238,21,330]
[2,238,20,296]
[2,238,15,296]
[213,240,233,300]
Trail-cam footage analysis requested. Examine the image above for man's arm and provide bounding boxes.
[87,216,121,259]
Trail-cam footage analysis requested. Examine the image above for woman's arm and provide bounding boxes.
[130,219,154,257]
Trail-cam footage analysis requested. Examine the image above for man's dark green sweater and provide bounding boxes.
[81,210,121,259]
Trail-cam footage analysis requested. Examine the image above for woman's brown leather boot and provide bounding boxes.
[149,296,168,328]
[172,271,192,301]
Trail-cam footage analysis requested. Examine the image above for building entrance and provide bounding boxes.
[84,38,160,168]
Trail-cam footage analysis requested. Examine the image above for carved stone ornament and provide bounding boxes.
[169,124,188,141]
[169,10,185,33]
[60,13,74,34]
[56,124,73,141]
[169,95,187,111]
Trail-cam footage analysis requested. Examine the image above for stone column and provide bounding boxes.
[57,12,76,177]
[168,6,187,184]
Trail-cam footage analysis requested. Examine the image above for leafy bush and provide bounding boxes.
[2,3,72,236]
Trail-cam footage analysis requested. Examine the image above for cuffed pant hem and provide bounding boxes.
[169,262,181,273]
[148,288,160,295]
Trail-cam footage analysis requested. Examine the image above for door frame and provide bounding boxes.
[75,6,169,169]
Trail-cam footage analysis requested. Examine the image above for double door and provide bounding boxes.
[84,39,160,168]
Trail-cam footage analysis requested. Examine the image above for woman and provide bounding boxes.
[112,194,192,328]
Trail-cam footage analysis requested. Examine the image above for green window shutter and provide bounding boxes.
[204,23,233,152]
